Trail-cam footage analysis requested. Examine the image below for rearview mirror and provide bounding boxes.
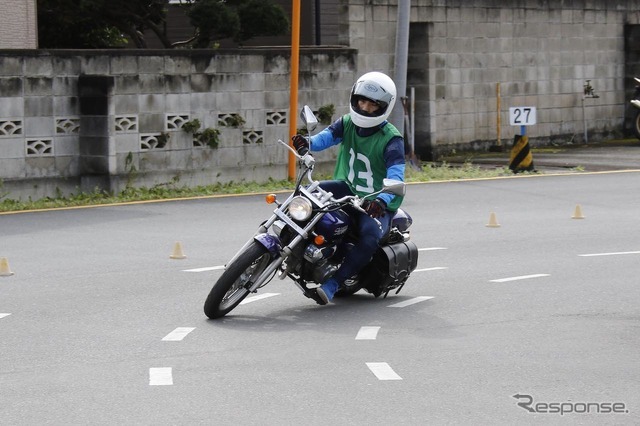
[300,105,318,133]
[382,179,406,196]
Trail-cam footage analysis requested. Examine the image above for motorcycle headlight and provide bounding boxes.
[288,196,313,221]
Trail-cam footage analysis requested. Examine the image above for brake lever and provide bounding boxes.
[277,139,299,157]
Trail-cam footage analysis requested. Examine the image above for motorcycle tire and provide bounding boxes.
[203,241,271,319]
[634,110,640,140]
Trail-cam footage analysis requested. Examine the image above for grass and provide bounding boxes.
[0,162,516,213]
[406,161,512,181]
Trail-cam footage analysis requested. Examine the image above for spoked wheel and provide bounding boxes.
[204,241,271,319]
[634,110,640,140]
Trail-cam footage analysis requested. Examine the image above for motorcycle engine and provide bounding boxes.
[304,261,338,284]
[302,243,339,283]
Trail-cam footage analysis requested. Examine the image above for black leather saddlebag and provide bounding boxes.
[362,239,419,297]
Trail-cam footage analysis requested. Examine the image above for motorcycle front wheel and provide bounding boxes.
[204,241,271,319]
[634,110,640,140]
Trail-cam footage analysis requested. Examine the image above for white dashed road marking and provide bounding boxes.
[387,296,434,308]
[240,293,280,305]
[182,266,225,272]
[579,251,640,257]
[414,267,448,272]
[162,327,195,342]
[0,313,10,319]
[356,326,380,340]
[418,247,447,251]
[366,362,403,381]
[149,368,173,386]
[490,274,550,283]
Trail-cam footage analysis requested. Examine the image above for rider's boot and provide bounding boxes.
[316,278,339,305]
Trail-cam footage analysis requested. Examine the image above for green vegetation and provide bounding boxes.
[180,119,201,134]
[37,0,288,49]
[181,119,221,149]
[219,114,246,128]
[405,161,512,181]
[0,162,515,213]
[316,105,335,125]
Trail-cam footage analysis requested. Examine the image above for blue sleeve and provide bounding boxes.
[310,117,344,152]
[378,136,406,206]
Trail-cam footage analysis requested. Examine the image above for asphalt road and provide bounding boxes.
[1,171,640,425]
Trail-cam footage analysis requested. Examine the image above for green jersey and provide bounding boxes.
[333,115,403,211]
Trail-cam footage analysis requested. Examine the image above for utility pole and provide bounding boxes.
[389,0,410,136]
[288,0,301,180]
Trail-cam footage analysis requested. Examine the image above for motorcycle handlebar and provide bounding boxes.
[277,138,369,213]
[278,139,315,169]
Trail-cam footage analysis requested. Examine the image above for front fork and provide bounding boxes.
[227,212,327,294]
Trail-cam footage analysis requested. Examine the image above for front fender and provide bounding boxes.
[254,233,281,257]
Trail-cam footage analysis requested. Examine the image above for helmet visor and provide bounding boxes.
[350,80,393,116]
[351,96,384,117]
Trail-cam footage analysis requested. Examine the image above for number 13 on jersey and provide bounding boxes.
[509,107,537,126]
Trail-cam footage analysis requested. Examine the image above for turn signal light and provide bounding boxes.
[314,235,325,245]
[265,194,277,204]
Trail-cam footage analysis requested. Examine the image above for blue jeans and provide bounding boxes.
[318,180,392,283]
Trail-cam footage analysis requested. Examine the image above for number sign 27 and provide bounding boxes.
[509,107,537,126]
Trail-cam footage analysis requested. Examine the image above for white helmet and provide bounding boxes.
[349,71,397,128]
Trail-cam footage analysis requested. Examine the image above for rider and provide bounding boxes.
[292,71,406,305]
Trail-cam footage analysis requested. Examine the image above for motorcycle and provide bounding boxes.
[630,77,640,140]
[203,106,419,319]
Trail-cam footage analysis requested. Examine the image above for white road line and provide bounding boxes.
[149,368,173,386]
[0,313,11,319]
[387,296,434,308]
[162,327,195,342]
[355,326,380,340]
[182,265,225,272]
[366,362,403,381]
[414,267,448,272]
[490,274,550,283]
[240,293,280,305]
[418,247,447,251]
[579,251,640,257]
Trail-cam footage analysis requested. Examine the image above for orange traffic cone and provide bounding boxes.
[486,212,501,228]
[572,204,585,219]
[0,257,14,276]
[170,242,187,259]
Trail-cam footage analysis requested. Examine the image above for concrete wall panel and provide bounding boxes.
[0,48,356,200]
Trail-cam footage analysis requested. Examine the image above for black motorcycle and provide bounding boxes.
[630,77,640,140]
[203,106,418,319]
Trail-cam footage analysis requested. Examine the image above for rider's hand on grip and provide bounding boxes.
[363,198,386,219]
[292,134,309,156]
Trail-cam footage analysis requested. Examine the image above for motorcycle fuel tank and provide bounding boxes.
[316,209,351,242]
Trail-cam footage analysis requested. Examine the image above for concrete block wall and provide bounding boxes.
[0,48,356,200]
[343,0,639,158]
[0,1,37,49]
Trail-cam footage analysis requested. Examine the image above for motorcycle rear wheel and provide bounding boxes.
[634,110,640,140]
[204,241,271,319]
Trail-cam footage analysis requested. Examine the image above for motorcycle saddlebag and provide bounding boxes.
[362,239,419,297]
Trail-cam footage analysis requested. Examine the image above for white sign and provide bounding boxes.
[509,106,537,126]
